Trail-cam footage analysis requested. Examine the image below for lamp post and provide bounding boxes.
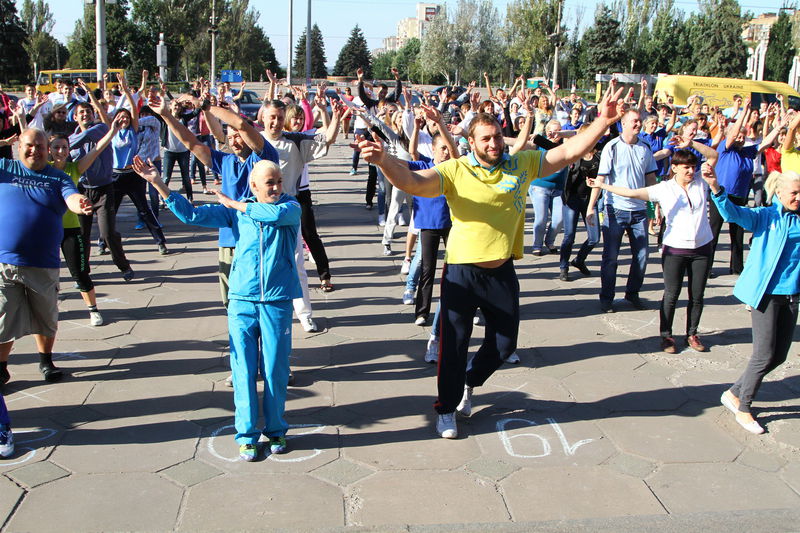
[305,0,312,88]
[95,0,107,82]
[208,0,219,84]
[287,0,293,85]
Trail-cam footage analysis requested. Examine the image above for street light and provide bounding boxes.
[208,0,219,84]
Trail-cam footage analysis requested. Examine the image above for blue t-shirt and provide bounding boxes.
[638,128,667,176]
[598,136,658,211]
[562,121,583,131]
[0,159,78,268]
[409,158,451,230]
[70,123,113,188]
[531,147,567,190]
[112,127,138,169]
[212,142,281,247]
[716,142,759,198]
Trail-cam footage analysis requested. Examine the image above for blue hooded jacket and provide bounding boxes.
[711,189,800,308]
[165,191,301,302]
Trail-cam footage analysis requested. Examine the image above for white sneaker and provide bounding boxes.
[505,352,520,364]
[473,314,482,326]
[424,336,438,363]
[436,413,457,439]
[0,425,14,458]
[224,374,234,388]
[456,385,473,417]
[400,257,412,275]
[300,316,319,333]
[414,316,427,326]
[402,290,414,305]
[383,244,392,256]
[378,214,386,227]
[89,311,104,326]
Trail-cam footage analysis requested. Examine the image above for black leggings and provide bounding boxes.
[660,251,710,337]
[61,227,94,292]
[415,227,449,320]
[296,189,331,281]
[709,193,747,274]
[113,169,166,245]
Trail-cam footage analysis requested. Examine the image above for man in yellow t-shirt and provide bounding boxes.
[781,112,800,174]
[359,84,624,439]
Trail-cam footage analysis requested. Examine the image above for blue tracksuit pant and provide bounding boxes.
[0,393,9,427]
[228,298,293,444]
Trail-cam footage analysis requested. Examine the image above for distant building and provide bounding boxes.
[742,12,780,81]
[380,3,441,52]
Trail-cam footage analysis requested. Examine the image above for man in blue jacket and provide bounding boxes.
[133,155,301,462]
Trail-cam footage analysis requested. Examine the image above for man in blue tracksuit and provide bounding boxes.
[133,156,300,462]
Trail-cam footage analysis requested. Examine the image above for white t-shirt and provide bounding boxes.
[262,132,329,196]
[647,177,713,249]
[599,136,658,211]
[352,97,368,130]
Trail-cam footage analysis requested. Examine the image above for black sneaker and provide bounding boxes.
[600,300,615,313]
[122,269,135,282]
[571,259,591,276]
[625,294,647,310]
[158,244,169,256]
[559,268,569,281]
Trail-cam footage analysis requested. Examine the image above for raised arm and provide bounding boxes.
[483,72,494,99]
[759,112,790,153]
[637,78,647,113]
[265,70,277,101]
[207,103,264,153]
[586,174,650,201]
[118,72,138,131]
[726,96,750,149]
[77,78,110,126]
[77,114,123,175]
[357,67,378,109]
[323,101,342,146]
[386,68,402,102]
[540,81,625,176]
[783,111,800,153]
[422,104,458,161]
[509,97,535,156]
[150,96,213,167]
[138,70,149,95]
[233,81,246,101]
[359,139,440,197]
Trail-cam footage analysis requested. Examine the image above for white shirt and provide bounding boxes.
[261,132,329,196]
[647,177,713,250]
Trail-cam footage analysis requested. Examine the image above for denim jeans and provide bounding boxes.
[529,185,563,251]
[405,238,422,293]
[560,195,600,269]
[600,207,649,304]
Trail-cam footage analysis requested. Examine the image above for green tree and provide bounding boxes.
[215,0,280,79]
[293,24,327,79]
[0,0,30,84]
[20,0,68,77]
[641,0,685,74]
[579,5,626,80]
[690,0,747,78]
[765,10,795,82]
[505,0,561,77]
[370,50,396,80]
[419,8,453,84]
[394,37,421,81]
[333,25,371,78]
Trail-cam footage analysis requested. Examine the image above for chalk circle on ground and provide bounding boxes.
[207,422,327,463]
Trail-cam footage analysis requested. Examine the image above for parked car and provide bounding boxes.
[229,89,262,121]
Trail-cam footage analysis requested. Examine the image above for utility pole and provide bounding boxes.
[306,0,312,88]
[287,0,293,85]
[551,0,562,88]
[208,0,219,85]
[96,0,107,82]
[157,32,168,82]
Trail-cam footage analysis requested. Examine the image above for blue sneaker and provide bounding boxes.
[269,436,287,454]
[239,443,257,462]
[0,425,14,458]
[134,222,146,230]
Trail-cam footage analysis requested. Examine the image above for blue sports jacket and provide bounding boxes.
[712,189,800,308]
[165,191,302,302]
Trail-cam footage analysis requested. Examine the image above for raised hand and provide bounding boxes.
[149,95,167,115]
[265,69,277,84]
[390,67,399,79]
[700,162,719,192]
[598,80,625,125]
[420,104,442,123]
[356,67,364,80]
[213,189,237,209]
[76,195,93,215]
[132,155,161,183]
[358,139,385,165]
[111,112,126,132]
[668,134,692,150]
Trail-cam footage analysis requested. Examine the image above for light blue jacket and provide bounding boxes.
[712,189,800,308]
[165,192,302,302]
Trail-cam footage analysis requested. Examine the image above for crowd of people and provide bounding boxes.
[0,67,797,461]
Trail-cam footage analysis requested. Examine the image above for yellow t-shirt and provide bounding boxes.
[780,147,800,174]
[59,162,81,229]
[434,150,543,264]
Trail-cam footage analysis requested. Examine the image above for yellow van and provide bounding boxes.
[36,69,126,94]
[653,75,800,109]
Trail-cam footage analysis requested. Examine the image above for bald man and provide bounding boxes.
[0,129,92,386]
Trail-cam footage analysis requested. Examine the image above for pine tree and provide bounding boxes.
[333,25,371,78]
[691,0,747,78]
[764,10,795,83]
[642,0,684,74]
[293,23,328,79]
[579,5,626,80]
[0,0,31,84]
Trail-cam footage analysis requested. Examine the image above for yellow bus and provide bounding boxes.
[653,75,800,109]
[36,69,126,93]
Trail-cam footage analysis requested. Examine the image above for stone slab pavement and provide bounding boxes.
[1,141,799,532]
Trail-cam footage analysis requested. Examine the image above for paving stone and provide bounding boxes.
[480,372,575,413]
[349,471,508,526]
[312,458,375,486]
[333,375,435,417]
[50,415,200,473]
[501,467,665,521]
[604,453,657,478]
[0,420,62,473]
[341,414,481,470]
[6,473,183,532]
[85,374,214,418]
[781,462,800,495]
[598,412,742,463]
[1,379,96,422]
[648,463,800,513]
[465,457,519,481]
[160,459,223,487]
[7,460,70,488]
[563,370,689,412]
[735,449,786,472]
[0,475,24,523]
[179,473,344,530]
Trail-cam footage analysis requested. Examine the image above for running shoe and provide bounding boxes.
[424,336,438,363]
[269,436,287,454]
[0,425,14,458]
[436,413,457,439]
[300,316,319,333]
[400,257,412,275]
[402,290,414,305]
[89,311,104,327]
[239,444,257,461]
[456,386,473,417]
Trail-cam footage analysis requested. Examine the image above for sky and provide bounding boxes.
[37,0,783,71]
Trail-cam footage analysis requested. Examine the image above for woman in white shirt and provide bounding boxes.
[588,146,718,354]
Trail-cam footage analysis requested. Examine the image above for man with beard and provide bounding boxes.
[359,83,625,439]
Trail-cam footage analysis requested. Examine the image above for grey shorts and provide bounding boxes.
[0,263,59,342]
